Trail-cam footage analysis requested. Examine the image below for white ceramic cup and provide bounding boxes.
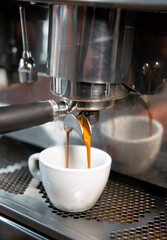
[28,145,112,212]
[101,116,163,174]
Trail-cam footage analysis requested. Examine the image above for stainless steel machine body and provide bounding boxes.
[0,0,167,239]
[48,5,130,111]
[47,4,167,110]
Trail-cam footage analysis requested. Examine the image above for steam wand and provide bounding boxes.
[18,5,37,83]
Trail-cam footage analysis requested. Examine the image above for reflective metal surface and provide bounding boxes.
[0,3,167,240]
[47,5,117,84]
[50,79,124,99]
[14,0,167,11]
[50,78,130,110]
[47,6,167,111]
[0,215,47,240]
[84,111,100,127]
[64,114,85,141]
[48,6,130,110]
[0,2,49,78]
[64,113,92,142]
[18,5,37,83]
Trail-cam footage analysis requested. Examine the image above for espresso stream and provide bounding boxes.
[66,132,69,168]
[66,115,92,169]
[66,108,152,169]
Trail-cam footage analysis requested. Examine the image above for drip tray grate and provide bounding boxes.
[37,180,155,223]
[0,137,35,194]
[110,214,167,239]
[0,137,166,239]
[37,173,167,239]
[0,137,29,168]
[0,166,32,194]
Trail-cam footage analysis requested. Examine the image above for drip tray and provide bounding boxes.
[0,137,167,240]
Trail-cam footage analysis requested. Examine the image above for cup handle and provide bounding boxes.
[28,153,41,181]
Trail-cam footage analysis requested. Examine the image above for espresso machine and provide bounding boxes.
[0,0,167,239]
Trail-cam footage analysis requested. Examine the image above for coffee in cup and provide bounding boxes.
[28,145,112,212]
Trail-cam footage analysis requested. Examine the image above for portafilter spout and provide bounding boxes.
[64,113,92,143]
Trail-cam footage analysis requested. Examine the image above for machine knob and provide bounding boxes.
[142,62,160,75]
[142,63,150,75]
